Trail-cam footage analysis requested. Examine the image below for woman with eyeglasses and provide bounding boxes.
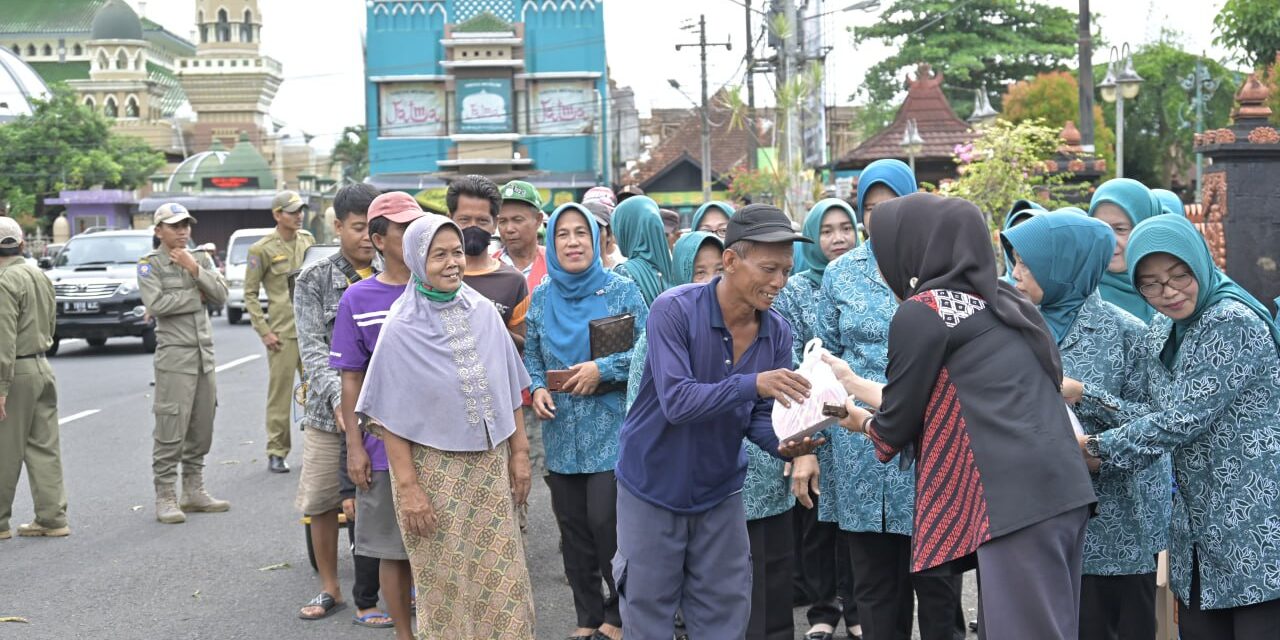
[1003,211,1169,640]
[1088,179,1165,324]
[691,201,735,240]
[1070,214,1280,639]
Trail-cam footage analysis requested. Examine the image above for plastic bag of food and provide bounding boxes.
[772,338,848,444]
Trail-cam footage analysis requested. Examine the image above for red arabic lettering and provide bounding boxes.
[539,97,586,123]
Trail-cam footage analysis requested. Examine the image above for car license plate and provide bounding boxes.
[63,301,100,314]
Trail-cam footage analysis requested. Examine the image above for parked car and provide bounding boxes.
[223,228,273,324]
[41,229,158,355]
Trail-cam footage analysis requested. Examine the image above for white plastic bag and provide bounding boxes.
[772,338,849,444]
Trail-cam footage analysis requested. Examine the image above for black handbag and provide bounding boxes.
[589,313,636,395]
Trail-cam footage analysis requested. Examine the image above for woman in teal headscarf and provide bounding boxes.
[1151,189,1185,217]
[1071,214,1280,637]
[690,201,734,239]
[1088,178,1164,322]
[999,199,1047,284]
[611,196,674,306]
[1003,211,1171,639]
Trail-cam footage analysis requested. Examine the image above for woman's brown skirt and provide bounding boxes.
[390,440,535,639]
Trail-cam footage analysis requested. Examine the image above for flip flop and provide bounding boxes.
[298,592,346,620]
[353,610,395,628]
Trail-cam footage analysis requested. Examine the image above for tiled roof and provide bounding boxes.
[25,60,90,85]
[0,0,167,34]
[632,88,754,187]
[835,63,977,169]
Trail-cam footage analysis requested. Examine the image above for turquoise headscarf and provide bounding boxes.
[690,201,734,236]
[855,159,917,226]
[1089,178,1165,322]
[671,231,723,285]
[611,195,674,305]
[999,199,1049,284]
[1126,215,1280,368]
[800,198,858,286]
[544,204,612,366]
[1152,189,1185,217]
[1002,211,1116,343]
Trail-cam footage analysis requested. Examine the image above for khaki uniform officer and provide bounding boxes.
[244,190,314,473]
[0,216,68,539]
[139,204,230,524]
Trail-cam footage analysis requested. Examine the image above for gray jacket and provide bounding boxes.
[293,253,366,432]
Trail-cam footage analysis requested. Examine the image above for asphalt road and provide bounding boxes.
[2,318,976,639]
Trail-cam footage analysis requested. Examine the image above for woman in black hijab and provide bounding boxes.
[824,193,1096,640]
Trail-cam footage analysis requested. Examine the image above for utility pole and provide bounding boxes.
[677,15,732,202]
[745,0,757,169]
[1076,0,1096,152]
[779,0,800,217]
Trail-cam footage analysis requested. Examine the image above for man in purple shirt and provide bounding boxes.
[331,192,424,640]
[614,204,823,639]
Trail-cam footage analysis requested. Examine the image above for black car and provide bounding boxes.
[41,229,158,354]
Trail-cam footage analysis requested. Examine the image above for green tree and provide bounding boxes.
[0,85,163,224]
[1213,0,1280,69]
[851,0,1080,126]
[1093,37,1237,189]
[1001,70,1117,177]
[329,125,369,183]
[940,118,1064,230]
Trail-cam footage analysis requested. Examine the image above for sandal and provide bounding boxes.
[353,610,395,628]
[298,592,346,620]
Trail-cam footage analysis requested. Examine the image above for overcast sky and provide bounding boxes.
[133,0,1230,151]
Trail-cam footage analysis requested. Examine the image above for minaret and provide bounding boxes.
[177,0,282,152]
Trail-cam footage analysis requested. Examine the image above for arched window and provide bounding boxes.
[10,45,18,56]
[73,43,83,56]
[84,96,96,110]
[97,50,109,70]
[216,9,231,42]
[42,44,52,56]
[133,51,142,70]
[116,50,128,69]
[26,45,36,56]
[125,96,139,118]
[104,96,118,118]
[241,9,254,42]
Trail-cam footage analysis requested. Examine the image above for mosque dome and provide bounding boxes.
[0,47,51,123]
[91,0,145,41]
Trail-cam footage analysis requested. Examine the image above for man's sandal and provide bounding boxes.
[298,592,346,620]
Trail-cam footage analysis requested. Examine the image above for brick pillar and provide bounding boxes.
[1193,73,1280,314]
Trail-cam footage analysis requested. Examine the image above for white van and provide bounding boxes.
[224,228,274,324]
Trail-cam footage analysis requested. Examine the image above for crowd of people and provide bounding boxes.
[2,156,1279,640]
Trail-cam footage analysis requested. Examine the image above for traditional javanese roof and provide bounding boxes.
[835,63,976,169]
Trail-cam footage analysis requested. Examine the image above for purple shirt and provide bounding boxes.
[330,277,406,471]
[616,277,788,515]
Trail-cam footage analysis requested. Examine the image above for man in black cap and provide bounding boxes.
[614,204,824,638]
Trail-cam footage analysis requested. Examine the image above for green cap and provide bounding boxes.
[272,190,306,213]
[500,180,543,209]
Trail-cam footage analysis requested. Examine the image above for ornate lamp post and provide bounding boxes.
[967,84,999,127]
[1181,55,1220,200]
[900,118,924,173]
[1098,43,1144,178]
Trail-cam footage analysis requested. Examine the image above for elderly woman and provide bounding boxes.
[1003,211,1170,640]
[831,193,1097,640]
[1071,214,1280,639]
[611,196,674,306]
[527,203,648,640]
[1088,178,1165,323]
[814,160,963,640]
[355,215,534,639]
[998,199,1045,284]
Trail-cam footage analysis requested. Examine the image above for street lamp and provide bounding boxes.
[900,118,924,173]
[968,84,999,127]
[1099,43,1143,178]
[1181,54,1219,200]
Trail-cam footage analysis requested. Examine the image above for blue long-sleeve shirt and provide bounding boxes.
[616,277,789,515]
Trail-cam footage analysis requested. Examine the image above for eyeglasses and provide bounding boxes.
[700,225,727,239]
[1138,272,1194,298]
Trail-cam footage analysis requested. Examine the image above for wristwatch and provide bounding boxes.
[1084,435,1102,459]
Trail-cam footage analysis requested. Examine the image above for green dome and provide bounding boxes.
[91,0,144,41]
[216,132,276,189]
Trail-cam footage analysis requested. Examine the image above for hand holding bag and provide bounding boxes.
[772,338,849,444]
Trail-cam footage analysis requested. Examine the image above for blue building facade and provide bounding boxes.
[365,0,609,203]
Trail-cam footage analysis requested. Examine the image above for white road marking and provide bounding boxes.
[215,354,261,373]
[59,409,100,425]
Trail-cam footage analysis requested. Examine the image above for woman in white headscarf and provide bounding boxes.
[357,215,535,639]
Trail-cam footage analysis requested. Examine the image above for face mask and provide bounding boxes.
[461,225,492,256]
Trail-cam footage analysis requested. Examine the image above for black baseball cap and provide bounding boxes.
[724,203,811,246]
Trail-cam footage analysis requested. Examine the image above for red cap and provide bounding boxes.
[368,192,426,224]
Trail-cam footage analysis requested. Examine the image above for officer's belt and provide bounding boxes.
[16,353,45,359]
